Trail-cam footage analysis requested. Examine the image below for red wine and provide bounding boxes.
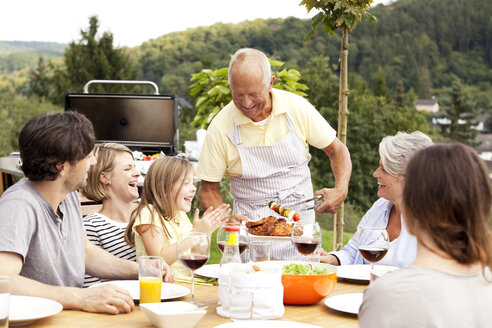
[178,255,209,270]
[293,239,320,255]
[217,241,248,254]
[358,246,388,263]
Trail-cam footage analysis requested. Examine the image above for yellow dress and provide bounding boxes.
[132,205,193,278]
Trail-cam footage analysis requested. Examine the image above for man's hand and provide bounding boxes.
[73,284,135,314]
[314,187,348,214]
[226,213,250,224]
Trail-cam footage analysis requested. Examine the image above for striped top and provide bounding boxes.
[83,212,137,287]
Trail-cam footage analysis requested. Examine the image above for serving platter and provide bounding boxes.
[247,234,291,241]
[89,280,189,301]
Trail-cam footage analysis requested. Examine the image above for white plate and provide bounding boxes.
[215,320,322,328]
[248,234,291,241]
[195,264,220,279]
[89,280,189,301]
[336,264,399,283]
[9,295,63,324]
[324,293,363,315]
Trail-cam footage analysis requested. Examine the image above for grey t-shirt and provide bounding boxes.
[359,266,492,328]
[0,178,85,287]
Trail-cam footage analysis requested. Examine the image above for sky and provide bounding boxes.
[0,0,392,48]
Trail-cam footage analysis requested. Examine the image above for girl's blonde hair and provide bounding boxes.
[81,143,133,202]
[125,156,193,246]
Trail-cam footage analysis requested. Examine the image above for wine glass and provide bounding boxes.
[357,227,389,282]
[291,222,322,262]
[217,223,249,257]
[177,231,210,305]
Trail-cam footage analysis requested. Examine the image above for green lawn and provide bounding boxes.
[208,228,353,264]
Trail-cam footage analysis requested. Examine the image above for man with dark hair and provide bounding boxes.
[0,112,139,314]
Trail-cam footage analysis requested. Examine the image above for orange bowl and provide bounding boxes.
[281,262,337,305]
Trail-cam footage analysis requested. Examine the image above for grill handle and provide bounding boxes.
[83,80,159,94]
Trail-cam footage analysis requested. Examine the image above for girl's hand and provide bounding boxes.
[193,204,231,235]
[162,262,175,283]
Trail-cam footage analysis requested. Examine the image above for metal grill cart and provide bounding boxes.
[65,80,179,212]
[65,80,178,156]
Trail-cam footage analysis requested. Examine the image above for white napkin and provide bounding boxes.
[217,263,284,320]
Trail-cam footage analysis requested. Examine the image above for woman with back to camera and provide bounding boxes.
[321,131,433,267]
[359,143,492,327]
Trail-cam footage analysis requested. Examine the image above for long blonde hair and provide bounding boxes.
[125,156,193,246]
[81,143,133,202]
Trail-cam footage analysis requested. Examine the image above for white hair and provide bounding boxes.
[228,48,271,88]
[379,131,433,178]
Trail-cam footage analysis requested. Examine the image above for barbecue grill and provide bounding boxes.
[65,80,178,156]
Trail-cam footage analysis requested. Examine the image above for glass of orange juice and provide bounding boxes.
[138,256,163,303]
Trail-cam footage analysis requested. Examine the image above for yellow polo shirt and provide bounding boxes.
[133,205,193,277]
[196,88,337,182]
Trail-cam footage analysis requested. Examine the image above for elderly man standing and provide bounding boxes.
[196,48,352,260]
[0,112,144,314]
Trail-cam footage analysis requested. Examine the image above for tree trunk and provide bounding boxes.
[333,29,350,251]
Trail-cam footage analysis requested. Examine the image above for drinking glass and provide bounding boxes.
[138,256,163,303]
[217,223,249,257]
[357,227,389,282]
[291,222,322,262]
[249,240,272,262]
[0,276,10,328]
[177,232,210,305]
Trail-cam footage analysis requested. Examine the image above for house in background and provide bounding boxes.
[415,99,439,113]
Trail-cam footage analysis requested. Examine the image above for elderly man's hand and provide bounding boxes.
[226,213,251,224]
[314,187,348,214]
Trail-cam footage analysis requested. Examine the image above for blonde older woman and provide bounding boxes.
[321,131,433,267]
[81,143,140,286]
[359,143,492,327]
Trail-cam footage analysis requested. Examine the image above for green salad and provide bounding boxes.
[282,263,328,275]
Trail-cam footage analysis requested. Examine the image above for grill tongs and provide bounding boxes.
[290,194,324,210]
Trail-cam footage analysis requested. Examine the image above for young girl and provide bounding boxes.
[124,156,230,278]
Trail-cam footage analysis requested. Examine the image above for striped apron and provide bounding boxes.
[226,113,315,260]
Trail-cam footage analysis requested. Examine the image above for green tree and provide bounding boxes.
[300,0,376,251]
[46,16,139,104]
[28,57,56,99]
[438,79,479,145]
[0,93,62,156]
[372,66,389,98]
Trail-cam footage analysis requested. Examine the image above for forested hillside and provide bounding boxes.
[0,0,490,227]
[134,0,491,104]
[0,41,65,73]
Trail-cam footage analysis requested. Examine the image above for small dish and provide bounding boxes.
[140,301,206,328]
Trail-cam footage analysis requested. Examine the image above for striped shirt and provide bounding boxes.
[83,212,137,287]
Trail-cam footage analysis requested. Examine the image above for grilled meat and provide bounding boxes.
[247,216,294,236]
